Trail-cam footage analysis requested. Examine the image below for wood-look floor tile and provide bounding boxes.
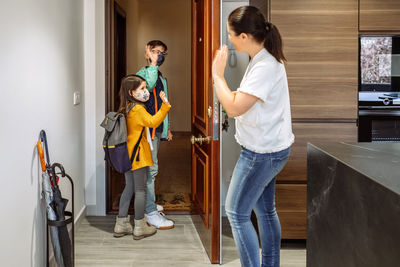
[74,215,305,266]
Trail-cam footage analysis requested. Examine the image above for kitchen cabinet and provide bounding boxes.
[360,0,400,31]
[271,0,358,119]
[277,123,357,239]
[279,123,357,182]
[270,0,359,239]
[276,184,307,239]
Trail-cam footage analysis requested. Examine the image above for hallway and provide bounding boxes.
[75,215,306,266]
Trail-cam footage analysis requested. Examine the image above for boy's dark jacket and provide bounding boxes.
[136,65,170,139]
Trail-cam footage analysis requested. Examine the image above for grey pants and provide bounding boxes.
[118,167,148,220]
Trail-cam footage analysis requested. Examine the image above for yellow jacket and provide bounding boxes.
[126,102,171,171]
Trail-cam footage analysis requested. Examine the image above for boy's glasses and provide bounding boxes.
[151,49,168,56]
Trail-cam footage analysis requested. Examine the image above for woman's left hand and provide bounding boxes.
[212,45,228,80]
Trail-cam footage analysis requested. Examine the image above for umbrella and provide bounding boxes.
[50,163,72,267]
[37,140,64,267]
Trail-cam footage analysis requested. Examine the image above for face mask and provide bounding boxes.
[157,54,165,66]
[133,89,150,102]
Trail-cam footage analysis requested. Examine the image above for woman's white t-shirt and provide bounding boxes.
[235,48,294,153]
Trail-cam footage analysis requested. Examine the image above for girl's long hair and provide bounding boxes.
[228,6,286,63]
[117,74,146,113]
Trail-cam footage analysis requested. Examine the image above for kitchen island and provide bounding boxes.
[307,142,400,267]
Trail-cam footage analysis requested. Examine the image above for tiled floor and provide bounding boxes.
[74,215,306,266]
[221,221,306,267]
[155,134,192,195]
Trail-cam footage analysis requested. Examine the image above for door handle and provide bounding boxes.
[191,134,212,145]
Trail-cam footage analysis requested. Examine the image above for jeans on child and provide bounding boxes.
[225,146,290,267]
[145,132,161,214]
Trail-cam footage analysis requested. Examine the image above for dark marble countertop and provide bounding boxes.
[308,142,400,195]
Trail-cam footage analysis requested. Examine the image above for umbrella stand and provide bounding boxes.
[46,172,74,267]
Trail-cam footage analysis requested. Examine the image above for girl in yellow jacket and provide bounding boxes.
[113,74,171,240]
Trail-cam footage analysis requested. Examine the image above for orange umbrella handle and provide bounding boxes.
[37,141,46,172]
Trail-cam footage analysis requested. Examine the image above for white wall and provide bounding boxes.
[126,0,192,132]
[84,0,106,216]
[0,0,86,266]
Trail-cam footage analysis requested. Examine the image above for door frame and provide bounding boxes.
[113,1,126,112]
[191,0,220,263]
[104,4,222,261]
[105,0,126,116]
[105,0,112,213]
[105,0,127,213]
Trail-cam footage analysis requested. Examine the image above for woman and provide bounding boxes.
[212,6,294,267]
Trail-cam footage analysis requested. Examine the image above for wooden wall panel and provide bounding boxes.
[276,184,307,239]
[360,0,400,31]
[271,0,358,119]
[278,123,358,182]
[272,0,357,12]
[288,78,357,119]
[283,38,357,62]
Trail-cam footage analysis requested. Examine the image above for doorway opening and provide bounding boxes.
[105,0,192,215]
[105,0,221,263]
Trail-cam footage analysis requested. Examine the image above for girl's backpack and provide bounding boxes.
[100,104,144,173]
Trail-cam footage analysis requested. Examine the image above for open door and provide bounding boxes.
[191,0,220,263]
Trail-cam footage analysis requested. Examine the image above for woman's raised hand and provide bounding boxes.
[212,45,228,80]
[159,91,170,105]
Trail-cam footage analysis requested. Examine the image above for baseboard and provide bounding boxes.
[48,205,86,266]
[74,205,87,229]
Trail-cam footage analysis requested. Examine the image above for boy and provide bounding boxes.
[136,40,174,230]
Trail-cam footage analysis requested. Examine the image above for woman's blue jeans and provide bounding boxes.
[225,147,290,267]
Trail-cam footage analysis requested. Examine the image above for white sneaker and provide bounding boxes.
[157,204,164,212]
[145,211,174,230]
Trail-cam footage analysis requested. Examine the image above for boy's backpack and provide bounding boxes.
[100,104,144,173]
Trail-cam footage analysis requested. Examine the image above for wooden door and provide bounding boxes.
[191,0,220,263]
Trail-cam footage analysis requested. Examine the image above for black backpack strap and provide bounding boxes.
[130,127,145,163]
[104,131,111,161]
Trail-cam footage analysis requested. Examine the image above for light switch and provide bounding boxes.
[73,91,81,105]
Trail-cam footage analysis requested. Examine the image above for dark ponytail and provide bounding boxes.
[228,6,286,63]
[264,21,286,62]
